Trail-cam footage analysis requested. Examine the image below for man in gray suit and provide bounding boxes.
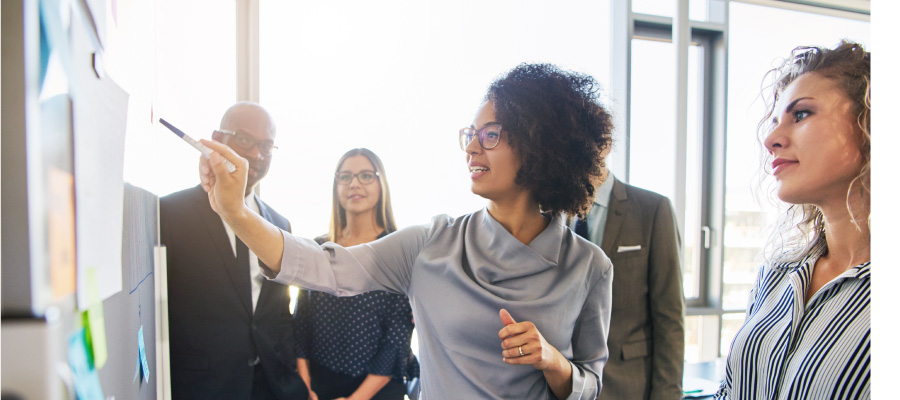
[574,168,685,400]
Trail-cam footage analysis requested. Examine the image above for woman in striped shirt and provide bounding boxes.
[717,41,870,399]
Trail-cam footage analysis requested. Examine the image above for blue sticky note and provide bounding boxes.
[68,329,105,400]
[138,325,150,382]
[134,349,141,382]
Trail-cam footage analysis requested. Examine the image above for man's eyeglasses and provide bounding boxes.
[335,170,380,185]
[459,123,502,151]
[216,129,278,156]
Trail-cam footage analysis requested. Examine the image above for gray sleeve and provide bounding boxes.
[566,257,614,400]
[264,219,437,296]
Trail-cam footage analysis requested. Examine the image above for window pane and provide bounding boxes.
[685,316,700,362]
[690,0,709,22]
[723,2,869,311]
[116,0,237,196]
[683,44,704,300]
[629,39,675,202]
[720,312,746,357]
[630,40,704,300]
[633,0,674,17]
[685,314,720,363]
[259,0,612,238]
[632,0,708,21]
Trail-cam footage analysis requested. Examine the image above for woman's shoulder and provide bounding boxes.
[562,225,613,282]
[313,234,328,245]
[431,210,479,226]
[415,210,481,234]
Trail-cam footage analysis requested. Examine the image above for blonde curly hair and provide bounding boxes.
[756,40,870,265]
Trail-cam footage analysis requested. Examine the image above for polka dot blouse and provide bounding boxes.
[292,235,419,381]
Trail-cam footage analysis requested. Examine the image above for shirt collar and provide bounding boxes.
[785,242,870,282]
[593,171,615,208]
[245,192,259,214]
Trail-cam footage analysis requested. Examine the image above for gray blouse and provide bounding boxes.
[266,208,613,399]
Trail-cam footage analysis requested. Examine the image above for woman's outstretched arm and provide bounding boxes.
[200,139,286,272]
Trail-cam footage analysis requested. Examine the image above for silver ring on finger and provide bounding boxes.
[518,345,524,357]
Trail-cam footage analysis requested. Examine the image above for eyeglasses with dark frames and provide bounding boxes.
[459,123,502,151]
[216,129,278,156]
[335,170,380,185]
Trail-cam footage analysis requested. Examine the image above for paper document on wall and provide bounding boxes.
[74,75,129,309]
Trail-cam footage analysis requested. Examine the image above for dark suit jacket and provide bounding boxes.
[161,185,308,400]
[584,179,685,400]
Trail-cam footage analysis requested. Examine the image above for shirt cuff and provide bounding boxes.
[564,360,600,400]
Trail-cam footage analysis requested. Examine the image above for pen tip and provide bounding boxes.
[158,118,184,138]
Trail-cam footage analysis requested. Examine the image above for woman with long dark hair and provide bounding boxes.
[293,148,417,400]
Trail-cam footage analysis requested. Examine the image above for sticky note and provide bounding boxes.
[139,325,150,382]
[48,167,76,299]
[68,328,105,400]
[83,267,108,369]
[134,351,140,382]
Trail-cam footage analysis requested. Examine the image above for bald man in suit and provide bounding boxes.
[574,170,685,400]
[161,102,308,400]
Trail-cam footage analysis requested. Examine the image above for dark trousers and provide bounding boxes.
[309,361,406,400]
[251,364,277,400]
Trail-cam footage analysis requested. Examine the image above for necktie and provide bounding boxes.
[236,237,252,297]
[236,236,249,270]
[574,218,589,240]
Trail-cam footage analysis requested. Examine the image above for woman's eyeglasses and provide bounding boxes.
[459,123,502,151]
[216,129,278,156]
[335,170,379,185]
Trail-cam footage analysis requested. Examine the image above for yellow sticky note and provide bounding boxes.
[83,267,108,369]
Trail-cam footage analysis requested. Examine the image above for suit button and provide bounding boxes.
[248,356,260,366]
[251,323,257,331]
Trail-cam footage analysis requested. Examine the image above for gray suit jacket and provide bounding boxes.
[585,179,685,400]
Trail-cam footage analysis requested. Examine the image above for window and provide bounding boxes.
[632,0,712,21]
[629,38,707,302]
[623,6,724,361]
[258,0,612,239]
[116,0,237,195]
[620,0,869,364]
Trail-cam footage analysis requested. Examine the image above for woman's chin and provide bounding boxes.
[470,184,489,199]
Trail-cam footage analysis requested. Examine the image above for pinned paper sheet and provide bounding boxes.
[134,325,150,383]
[83,268,108,369]
[68,328,105,400]
[74,76,128,310]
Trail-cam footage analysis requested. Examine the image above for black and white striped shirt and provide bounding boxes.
[716,248,870,399]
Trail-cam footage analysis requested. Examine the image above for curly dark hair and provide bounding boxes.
[485,63,613,218]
